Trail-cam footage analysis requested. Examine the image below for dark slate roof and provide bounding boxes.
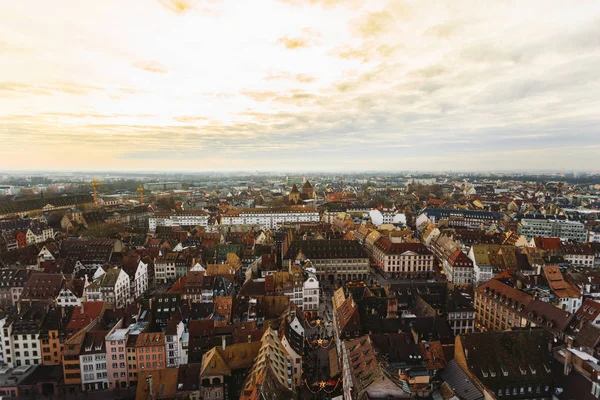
[459,330,553,391]
[421,208,504,221]
[0,194,94,216]
[440,360,484,400]
[283,239,368,260]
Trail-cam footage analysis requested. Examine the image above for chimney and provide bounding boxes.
[81,302,84,314]
[222,336,226,351]
[563,349,573,376]
[248,334,252,343]
[17,302,21,314]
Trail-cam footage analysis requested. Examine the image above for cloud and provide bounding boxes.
[0,40,30,53]
[2,0,600,172]
[132,60,168,74]
[278,0,359,7]
[0,81,105,97]
[265,72,316,83]
[277,36,312,49]
[425,22,461,39]
[156,0,205,14]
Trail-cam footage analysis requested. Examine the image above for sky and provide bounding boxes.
[1,0,599,172]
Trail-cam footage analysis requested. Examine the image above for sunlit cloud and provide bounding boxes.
[0,0,599,171]
[132,60,169,74]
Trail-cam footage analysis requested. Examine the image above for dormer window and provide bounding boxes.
[529,364,536,374]
[519,365,527,375]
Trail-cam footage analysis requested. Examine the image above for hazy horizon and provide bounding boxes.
[2,0,600,172]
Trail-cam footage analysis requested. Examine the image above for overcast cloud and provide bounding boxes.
[0,0,599,171]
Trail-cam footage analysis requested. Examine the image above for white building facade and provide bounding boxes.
[220,209,319,229]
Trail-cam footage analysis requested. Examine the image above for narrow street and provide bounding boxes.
[301,285,341,399]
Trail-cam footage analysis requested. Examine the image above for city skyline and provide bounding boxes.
[1,0,600,172]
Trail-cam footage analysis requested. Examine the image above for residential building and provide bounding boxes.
[39,306,71,365]
[165,320,185,368]
[468,244,517,284]
[221,207,319,229]
[284,239,370,282]
[575,298,600,326]
[154,252,178,284]
[80,331,109,391]
[561,242,595,267]
[372,238,435,278]
[57,278,85,307]
[149,210,209,232]
[454,330,554,399]
[340,335,411,400]
[541,265,582,313]
[85,267,130,309]
[135,333,166,373]
[419,208,503,230]
[0,268,29,307]
[25,224,54,245]
[106,328,129,389]
[446,289,476,336]
[446,249,475,286]
[200,340,261,400]
[240,327,294,400]
[474,279,573,338]
[1,302,48,368]
[518,218,588,243]
[19,272,64,303]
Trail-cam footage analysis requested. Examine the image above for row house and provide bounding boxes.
[80,330,109,391]
[39,306,71,365]
[371,237,435,279]
[474,278,573,339]
[60,239,123,276]
[561,242,595,267]
[418,219,474,286]
[135,332,166,374]
[165,320,186,368]
[454,330,554,400]
[468,244,517,284]
[240,327,294,400]
[340,335,411,400]
[0,268,30,307]
[154,252,179,284]
[25,224,54,245]
[57,278,85,308]
[122,257,150,300]
[85,267,130,309]
[446,289,476,336]
[279,305,305,387]
[541,265,582,314]
[446,249,474,286]
[419,208,503,230]
[1,302,48,368]
[19,272,64,303]
[200,339,261,400]
[106,328,130,389]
